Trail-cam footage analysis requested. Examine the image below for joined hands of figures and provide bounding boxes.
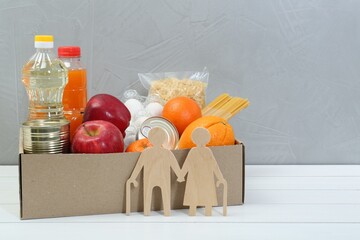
[177,177,185,183]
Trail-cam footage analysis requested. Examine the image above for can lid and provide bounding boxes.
[34,35,54,48]
[137,117,179,150]
[58,46,81,57]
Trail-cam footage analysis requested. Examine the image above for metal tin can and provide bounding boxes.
[137,117,179,150]
[22,119,70,154]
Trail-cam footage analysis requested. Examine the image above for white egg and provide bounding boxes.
[125,124,137,136]
[135,110,150,119]
[145,102,163,117]
[134,116,149,128]
[124,99,144,120]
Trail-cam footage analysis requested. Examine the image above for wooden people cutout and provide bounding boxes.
[126,127,183,216]
[179,127,228,216]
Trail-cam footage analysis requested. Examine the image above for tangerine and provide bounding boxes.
[162,96,202,135]
[125,138,152,152]
[177,116,235,149]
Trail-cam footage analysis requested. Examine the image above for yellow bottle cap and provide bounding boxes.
[34,35,54,42]
[34,35,54,48]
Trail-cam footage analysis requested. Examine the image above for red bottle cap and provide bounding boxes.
[58,46,81,57]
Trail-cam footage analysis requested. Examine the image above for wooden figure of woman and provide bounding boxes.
[179,127,227,216]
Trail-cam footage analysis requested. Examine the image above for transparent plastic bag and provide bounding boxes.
[138,69,209,108]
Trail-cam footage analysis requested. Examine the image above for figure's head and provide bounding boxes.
[191,127,211,146]
[148,127,167,147]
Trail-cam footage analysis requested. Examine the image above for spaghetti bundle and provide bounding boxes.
[202,93,249,120]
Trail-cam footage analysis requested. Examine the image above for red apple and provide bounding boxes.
[83,94,131,137]
[71,120,124,153]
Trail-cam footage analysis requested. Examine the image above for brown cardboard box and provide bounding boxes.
[19,143,244,219]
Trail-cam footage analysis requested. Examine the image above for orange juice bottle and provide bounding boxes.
[58,46,87,142]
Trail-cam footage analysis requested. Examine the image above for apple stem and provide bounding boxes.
[83,123,93,136]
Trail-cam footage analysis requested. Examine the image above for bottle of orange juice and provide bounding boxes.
[58,46,87,142]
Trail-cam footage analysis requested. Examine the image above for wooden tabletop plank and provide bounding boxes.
[0,222,359,240]
[246,165,360,177]
[1,203,360,223]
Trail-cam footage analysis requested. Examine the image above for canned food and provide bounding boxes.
[137,117,179,150]
[22,119,70,154]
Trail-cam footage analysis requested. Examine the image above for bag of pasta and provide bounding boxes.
[138,69,209,108]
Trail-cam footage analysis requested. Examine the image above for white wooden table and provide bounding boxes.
[1,165,360,240]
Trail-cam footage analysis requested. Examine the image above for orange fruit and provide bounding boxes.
[162,96,202,135]
[178,116,235,149]
[125,138,152,152]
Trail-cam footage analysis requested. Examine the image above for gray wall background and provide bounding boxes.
[1,0,359,165]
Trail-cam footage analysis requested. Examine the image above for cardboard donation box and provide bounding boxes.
[19,142,244,219]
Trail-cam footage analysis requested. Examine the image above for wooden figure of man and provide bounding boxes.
[127,127,183,216]
[179,127,228,216]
